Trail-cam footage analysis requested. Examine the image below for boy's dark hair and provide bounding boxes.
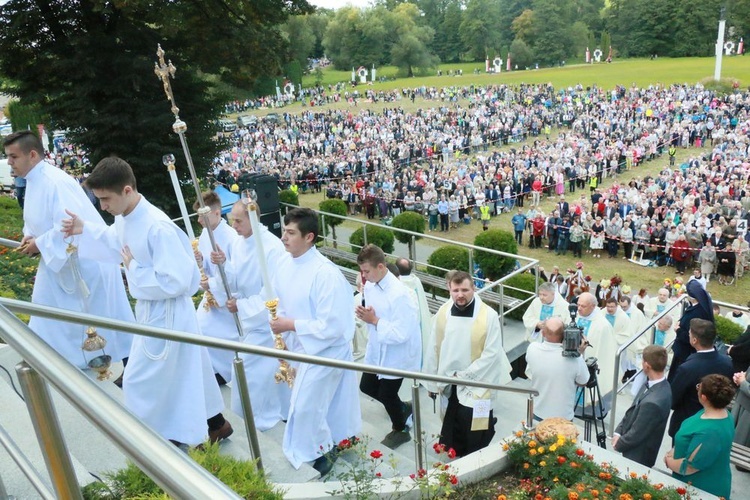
[3,131,44,155]
[84,157,137,193]
[283,207,318,239]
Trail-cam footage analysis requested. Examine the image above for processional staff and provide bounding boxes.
[153,44,268,468]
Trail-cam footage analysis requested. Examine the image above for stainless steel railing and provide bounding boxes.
[0,297,538,478]
[305,205,539,321]
[608,295,688,435]
[0,304,243,499]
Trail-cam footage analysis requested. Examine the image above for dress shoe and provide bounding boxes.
[312,450,338,477]
[208,420,233,444]
[381,429,411,449]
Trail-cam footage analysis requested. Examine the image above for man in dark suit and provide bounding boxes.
[668,318,734,439]
[557,196,569,217]
[612,345,672,467]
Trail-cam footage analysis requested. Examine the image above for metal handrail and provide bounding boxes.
[302,204,538,263]
[0,424,54,499]
[0,298,538,397]
[608,295,688,435]
[0,305,242,499]
[714,299,750,313]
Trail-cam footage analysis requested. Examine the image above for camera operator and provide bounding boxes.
[525,317,590,421]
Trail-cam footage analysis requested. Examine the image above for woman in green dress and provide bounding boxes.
[664,373,736,499]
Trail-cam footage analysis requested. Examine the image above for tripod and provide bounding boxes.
[573,359,608,448]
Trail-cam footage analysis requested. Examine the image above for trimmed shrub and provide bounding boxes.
[318,199,347,246]
[426,245,470,277]
[391,211,425,244]
[473,230,519,280]
[349,226,395,254]
[278,189,299,214]
[502,273,537,321]
[715,315,745,344]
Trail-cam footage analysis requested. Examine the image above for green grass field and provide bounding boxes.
[303,57,749,93]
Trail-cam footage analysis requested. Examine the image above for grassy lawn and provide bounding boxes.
[238,56,750,119]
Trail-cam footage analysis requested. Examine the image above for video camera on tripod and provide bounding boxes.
[562,303,590,357]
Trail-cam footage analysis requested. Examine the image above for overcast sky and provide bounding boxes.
[309,0,372,9]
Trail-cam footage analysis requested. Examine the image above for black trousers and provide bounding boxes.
[439,385,495,457]
[360,373,406,431]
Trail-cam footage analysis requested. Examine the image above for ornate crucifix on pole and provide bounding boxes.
[153,44,264,469]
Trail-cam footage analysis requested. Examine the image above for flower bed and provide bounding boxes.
[498,424,693,500]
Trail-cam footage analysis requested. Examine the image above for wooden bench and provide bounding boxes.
[731,442,750,471]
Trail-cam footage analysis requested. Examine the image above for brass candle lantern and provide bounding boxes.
[241,190,295,387]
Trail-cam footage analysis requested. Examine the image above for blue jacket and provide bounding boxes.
[511,213,527,231]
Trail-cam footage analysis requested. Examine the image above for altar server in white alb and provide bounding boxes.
[207,201,291,431]
[62,157,231,448]
[356,245,421,449]
[193,190,240,386]
[270,208,361,477]
[575,292,618,397]
[522,281,571,342]
[395,257,432,362]
[424,270,512,458]
[3,131,132,372]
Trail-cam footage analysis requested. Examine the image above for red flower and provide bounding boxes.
[370,450,383,459]
[409,473,416,480]
[338,438,351,449]
[417,468,427,478]
[433,443,446,454]
[447,448,457,459]
[448,474,458,485]
[575,449,585,456]
[375,472,382,477]
[557,456,567,464]
[676,487,687,495]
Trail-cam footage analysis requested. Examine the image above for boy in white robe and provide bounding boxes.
[62,157,230,448]
[207,201,291,431]
[522,281,572,342]
[3,131,132,372]
[424,270,512,457]
[270,208,361,477]
[395,257,432,365]
[193,191,240,385]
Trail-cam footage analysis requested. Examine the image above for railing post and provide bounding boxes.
[321,214,327,246]
[15,361,83,500]
[498,283,505,326]
[233,357,264,472]
[534,262,540,294]
[411,379,425,473]
[410,234,416,263]
[609,350,622,436]
[363,224,368,247]
[468,248,474,276]
[525,395,534,431]
[0,425,55,500]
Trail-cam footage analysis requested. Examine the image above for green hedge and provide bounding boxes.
[278,189,299,215]
[349,225,395,254]
[391,211,425,244]
[715,315,745,344]
[426,245,470,277]
[502,273,537,321]
[473,229,518,280]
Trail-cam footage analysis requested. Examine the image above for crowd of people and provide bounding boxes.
[8,77,750,496]
[522,262,750,498]
[214,82,750,282]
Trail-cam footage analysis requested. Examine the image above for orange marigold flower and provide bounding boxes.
[523,463,530,469]
[576,448,585,456]
[591,490,599,498]
[643,494,652,500]
[604,488,612,494]
[630,471,638,478]
[576,484,585,492]
[557,456,567,464]
[529,449,538,456]
[516,431,524,437]
[502,443,510,451]
[528,440,537,448]
[535,495,544,500]
[497,496,507,500]
[568,493,579,500]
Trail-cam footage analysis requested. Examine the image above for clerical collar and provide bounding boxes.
[451,297,476,317]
